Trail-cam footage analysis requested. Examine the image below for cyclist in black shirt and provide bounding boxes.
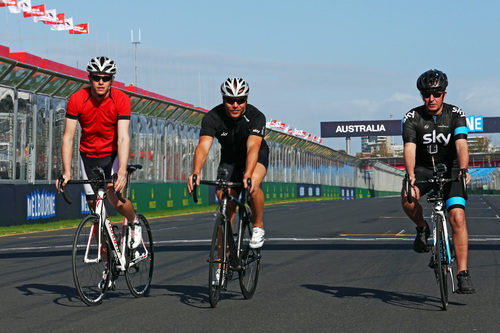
[187,78,269,248]
[402,69,474,293]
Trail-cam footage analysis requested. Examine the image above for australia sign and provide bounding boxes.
[321,116,500,138]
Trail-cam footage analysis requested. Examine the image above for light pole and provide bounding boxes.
[131,29,141,87]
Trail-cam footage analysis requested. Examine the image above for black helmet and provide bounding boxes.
[416,69,448,92]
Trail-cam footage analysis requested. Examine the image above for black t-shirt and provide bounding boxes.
[200,104,269,165]
[402,103,468,169]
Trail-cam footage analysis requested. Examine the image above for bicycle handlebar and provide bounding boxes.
[191,174,252,205]
[403,172,467,204]
[57,165,142,204]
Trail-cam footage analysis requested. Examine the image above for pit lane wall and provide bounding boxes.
[0,181,399,227]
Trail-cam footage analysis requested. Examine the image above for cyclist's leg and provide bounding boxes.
[445,175,469,272]
[401,167,429,228]
[105,155,137,222]
[249,162,266,228]
[448,207,468,271]
[80,154,96,212]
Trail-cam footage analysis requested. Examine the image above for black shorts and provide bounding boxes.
[217,146,269,183]
[79,152,118,200]
[414,166,466,210]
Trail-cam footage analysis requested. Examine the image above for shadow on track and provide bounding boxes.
[302,284,465,311]
[16,283,136,307]
[16,283,84,307]
[151,282,243,309]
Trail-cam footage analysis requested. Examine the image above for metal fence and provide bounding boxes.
[0,52,405,193]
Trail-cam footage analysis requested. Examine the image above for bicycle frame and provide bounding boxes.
[79,172,149,272]
[429,198,455,293]
[218,188,251,271]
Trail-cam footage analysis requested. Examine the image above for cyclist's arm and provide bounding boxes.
[455,138,471,184]
[115,118,130,193]
[244,135,262,192]
[188,135,213,193]
[403,142,417,186]
[60,117,78,188]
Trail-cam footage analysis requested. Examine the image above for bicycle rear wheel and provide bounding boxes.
[239,216,261,299]
[435,216,448,310]
[208,216,227,308]
[72,214,110,306]
[125,214,154,297]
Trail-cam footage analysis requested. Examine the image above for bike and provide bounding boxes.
[192,175,261,308]
[58,164,154,306]
[404,154,467,310]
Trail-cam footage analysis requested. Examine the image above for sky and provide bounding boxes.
[1,0,500,153]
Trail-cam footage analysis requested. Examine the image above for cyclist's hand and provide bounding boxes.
[56,173,71,192]
[459,170,471,184]
[114,169,127,194]
[243,173,254,193]
[188,173,200,194]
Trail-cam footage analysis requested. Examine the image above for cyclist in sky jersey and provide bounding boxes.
[56,57,142,283]
[401,69,475,294]
[187,78,269,249]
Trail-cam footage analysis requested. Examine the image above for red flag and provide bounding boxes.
[23,3,44,17]
[0,0,17,7]
[69,23,89,34]
[43,11,62,24]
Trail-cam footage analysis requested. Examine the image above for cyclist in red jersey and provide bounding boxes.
[56,56,141,252]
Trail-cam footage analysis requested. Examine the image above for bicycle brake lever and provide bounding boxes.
[57,175,72,205]
[192,174,198,203]
[112,174,126,203]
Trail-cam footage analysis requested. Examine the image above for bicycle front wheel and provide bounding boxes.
[239,217,261,299]
[208,216,226,308]
[125,214,154,297]
[72,214,109,306]
[435,216,448,310]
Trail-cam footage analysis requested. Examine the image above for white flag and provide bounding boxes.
[51,17,73,31]
[8,0,30,13]
[34,9,57,23]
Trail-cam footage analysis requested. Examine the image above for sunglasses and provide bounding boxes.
[421,91,443,98]
[89,74,113,82]
[224,97,247,105]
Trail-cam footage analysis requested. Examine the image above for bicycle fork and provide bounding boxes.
[431,206,456,293]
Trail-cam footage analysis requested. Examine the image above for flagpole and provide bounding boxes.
[131,29,141,87]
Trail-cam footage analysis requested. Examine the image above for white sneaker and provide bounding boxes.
[250,227,265,248]
[127,221,142,249]
[98,265,114,290]
[213,268,225,286]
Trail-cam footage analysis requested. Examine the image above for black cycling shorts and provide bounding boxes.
[217,146,269,183]
[79,152,118,200]
[414,166,466,211]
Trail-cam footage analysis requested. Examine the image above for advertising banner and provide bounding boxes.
[321,116,500,138]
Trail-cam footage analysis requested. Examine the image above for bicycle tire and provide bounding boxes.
[435,216,448,310]
[208,215,226,308]
[72,214,110,306]
[125,214,154,297]
[238,213,261,299]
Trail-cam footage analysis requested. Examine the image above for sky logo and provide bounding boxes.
[27,190,56,220]
[81,192,91,214]
[466,115,483,133]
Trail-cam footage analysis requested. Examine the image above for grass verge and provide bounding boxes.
[0,196,330,236]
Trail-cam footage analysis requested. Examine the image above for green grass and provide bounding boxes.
[0,196,335,236]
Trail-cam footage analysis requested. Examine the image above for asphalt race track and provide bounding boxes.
[1,195,499,332]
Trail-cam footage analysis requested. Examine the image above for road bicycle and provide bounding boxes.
[404,148,467,310]
[192,174,261,308]
[58,164,154,306]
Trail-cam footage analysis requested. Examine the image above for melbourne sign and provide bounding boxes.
[321,116,500,138]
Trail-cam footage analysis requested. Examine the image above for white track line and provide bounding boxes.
[2,236,500,252]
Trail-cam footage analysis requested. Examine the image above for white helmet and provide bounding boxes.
[86,56,117,75]
[220,78,249,97]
